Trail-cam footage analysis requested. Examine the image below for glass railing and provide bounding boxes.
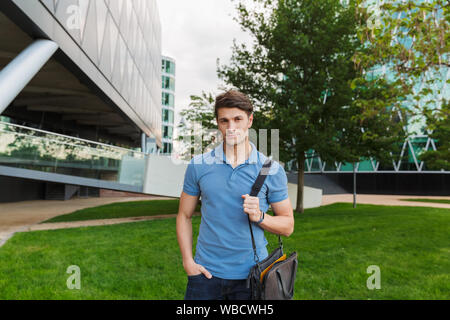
[0,121,146,189]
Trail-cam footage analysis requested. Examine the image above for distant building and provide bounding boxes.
[286,1,449,195]
[161,56,175,154]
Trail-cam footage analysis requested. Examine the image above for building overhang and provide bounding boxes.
[0,1,162,148]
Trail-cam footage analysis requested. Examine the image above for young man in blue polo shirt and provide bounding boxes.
[176,90,294,300]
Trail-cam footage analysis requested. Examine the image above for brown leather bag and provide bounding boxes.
[246,158,298,300]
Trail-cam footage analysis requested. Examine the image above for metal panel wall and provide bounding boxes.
[11,0,162,145]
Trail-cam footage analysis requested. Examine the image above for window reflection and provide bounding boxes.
[0,122,146,187]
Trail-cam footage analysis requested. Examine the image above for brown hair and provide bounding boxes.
[214,90,253,119]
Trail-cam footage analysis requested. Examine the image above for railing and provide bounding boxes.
[286,135,447,174]
[0,121,147,188]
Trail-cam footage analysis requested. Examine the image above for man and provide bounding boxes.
[177,90,294,300]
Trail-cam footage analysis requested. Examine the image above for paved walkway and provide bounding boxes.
[322,194,450,209]
[0,196,172,247]
[27,212,201,232]
[0,194,448,247]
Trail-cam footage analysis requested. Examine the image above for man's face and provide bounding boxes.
[216,107,253,147]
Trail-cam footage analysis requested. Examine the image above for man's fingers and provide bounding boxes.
[199,265,212,279]
[243,197,258,204]
[243,207,259,215]
[243,195,259,219]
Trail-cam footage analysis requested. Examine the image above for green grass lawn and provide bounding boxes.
[400,198,450,205]
[0,203,448,299]
[42,199,201,223]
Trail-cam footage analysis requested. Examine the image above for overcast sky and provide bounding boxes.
[156,0,253,128]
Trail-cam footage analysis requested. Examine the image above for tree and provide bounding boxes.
[354,0,449,165]
[218,0,406,212]
[354,0,449,86]
[420,100,450,170]
[339,77,407,207]
[176,91,217,160]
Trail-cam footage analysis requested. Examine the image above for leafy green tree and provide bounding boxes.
[176,91,217,160]
[217,0,407,212]
[339,77,407,207]
[420,101,450,170]
[354,0,449,86]
[354,0,449,165]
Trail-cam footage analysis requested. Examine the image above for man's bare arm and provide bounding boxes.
[176,191,212,278]
[259,198,294,237]
[242,195,294,237]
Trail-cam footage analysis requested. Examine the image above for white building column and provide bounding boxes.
[0,39,58,114]
[141,132,147,154]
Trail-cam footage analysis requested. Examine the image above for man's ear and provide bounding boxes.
[248,113,253,128]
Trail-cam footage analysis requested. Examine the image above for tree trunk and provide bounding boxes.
[296,153,305,213]
[353,162,357,208]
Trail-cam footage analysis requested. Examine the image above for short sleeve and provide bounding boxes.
[182,159,200,196]
[267,162,289,204]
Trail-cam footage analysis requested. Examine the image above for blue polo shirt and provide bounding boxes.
[182,141,289,279]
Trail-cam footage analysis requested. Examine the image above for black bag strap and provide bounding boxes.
[248,158,283,263]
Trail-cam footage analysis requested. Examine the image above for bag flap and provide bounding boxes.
[256,247,284,271]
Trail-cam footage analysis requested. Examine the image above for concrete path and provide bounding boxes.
[27,213,201,232]
[322,194,450,209]
[0,196,172,247]
[1,194,449,247]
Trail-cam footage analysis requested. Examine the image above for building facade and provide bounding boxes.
[161,56,175,154]
[0,0,163,201]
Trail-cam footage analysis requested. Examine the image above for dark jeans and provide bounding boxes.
[184,274,251,300]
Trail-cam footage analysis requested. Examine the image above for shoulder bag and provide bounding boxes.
[246,158,298,300]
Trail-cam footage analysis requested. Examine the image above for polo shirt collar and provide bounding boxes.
[214,141,258,165]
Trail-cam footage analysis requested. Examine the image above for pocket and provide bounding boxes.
[187,273,204,280]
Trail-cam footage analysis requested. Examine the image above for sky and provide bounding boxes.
[156,0,253,128]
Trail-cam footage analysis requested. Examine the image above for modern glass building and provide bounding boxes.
[286,1,449,195]
[161,56,175,154]
[0,0,162,202]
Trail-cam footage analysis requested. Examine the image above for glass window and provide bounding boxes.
[162,76,175,90]
[163,142,173,154]
[162,59,175,75]
[162,92,174,107]
[162,109,174,123]
[0,116,11,123]
[163,126,173,139]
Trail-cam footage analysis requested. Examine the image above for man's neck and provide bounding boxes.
[223,138,252,166]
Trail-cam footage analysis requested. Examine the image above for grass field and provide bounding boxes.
[0,203,448,299]
[399,198,450,205]
[42,199,201,223]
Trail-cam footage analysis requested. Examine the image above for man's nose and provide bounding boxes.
[227,121,238,130]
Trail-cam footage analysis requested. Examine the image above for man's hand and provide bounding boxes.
[241,194,262,222]
[183,259,212,279]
